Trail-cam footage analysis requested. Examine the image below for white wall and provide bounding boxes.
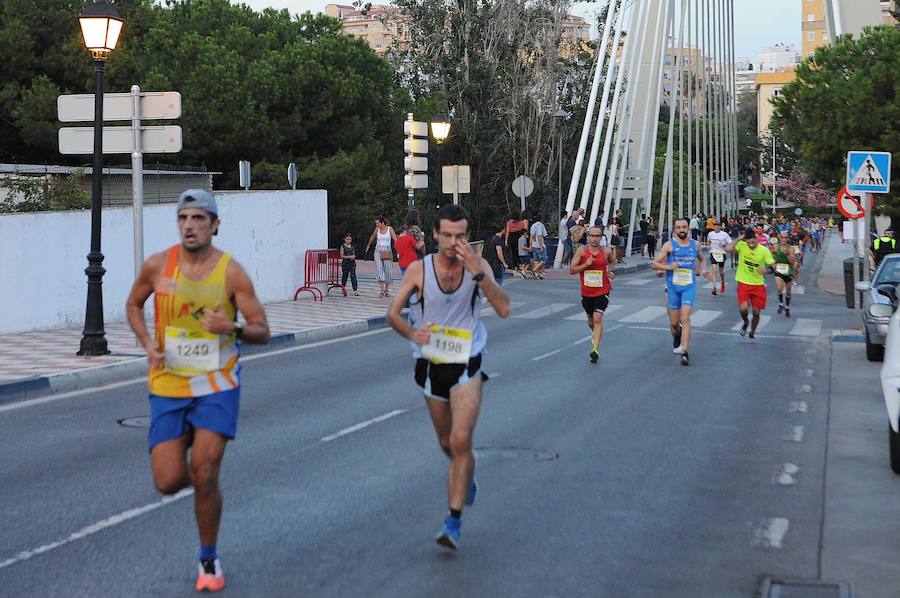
[0,190,327,334]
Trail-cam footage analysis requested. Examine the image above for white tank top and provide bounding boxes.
[410,255,487,359]
[376,229,392,246]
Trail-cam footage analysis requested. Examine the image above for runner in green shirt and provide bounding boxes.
[726,230,775,342]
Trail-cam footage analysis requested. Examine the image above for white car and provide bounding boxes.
[882,306,900,473]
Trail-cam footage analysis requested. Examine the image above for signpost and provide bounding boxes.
[58,86,182,280]
[404,113,429,206]
[287,162,297,190]
[845,150,893,309]
[511,175,534,213]
[442,165,471,205]
[239,160,251,191]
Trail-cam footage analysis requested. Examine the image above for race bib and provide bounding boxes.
[584,270,604,287]
[421,325,473,365]
[712,252,725,262]
[673,268,693,286]
[776,263,790,275]
[164,326,220,376]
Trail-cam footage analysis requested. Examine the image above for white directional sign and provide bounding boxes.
[404,156,428,171]
[58,91,181,122]
[404,138,429,154]
[403,120,428,136]
[847,151,891,194]
[58,125,182,154]
[404,174,428,189]
[442,165,471,194]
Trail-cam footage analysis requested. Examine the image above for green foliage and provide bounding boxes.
[0,170,90,212]
[772,26,900,219]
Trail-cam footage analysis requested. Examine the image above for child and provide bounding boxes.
[340,233,359,295]
[517,232,533,278]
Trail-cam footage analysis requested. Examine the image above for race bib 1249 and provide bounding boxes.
[164,326,220,376]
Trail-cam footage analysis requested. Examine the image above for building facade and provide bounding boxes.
[755,71,796,190]
[757,43,801,72]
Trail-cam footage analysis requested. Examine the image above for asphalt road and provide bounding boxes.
[0,246,856,597]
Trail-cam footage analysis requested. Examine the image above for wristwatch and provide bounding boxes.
[233,322,245,339]
[472,271,486,283]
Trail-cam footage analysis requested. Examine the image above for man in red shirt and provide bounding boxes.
[570,226,616,363]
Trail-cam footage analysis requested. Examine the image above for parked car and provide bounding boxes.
[881,303,900,473]
[855,254,900,361]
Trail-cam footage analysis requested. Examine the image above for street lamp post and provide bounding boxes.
[771,134,777,215]
[430,113,451,205]
[77,0,123,356]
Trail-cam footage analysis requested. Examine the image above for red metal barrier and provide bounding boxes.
[294,249,347,301]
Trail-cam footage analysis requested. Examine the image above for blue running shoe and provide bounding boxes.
[465,478,478,507]
[435,515,461,550]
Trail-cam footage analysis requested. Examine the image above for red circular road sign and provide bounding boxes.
[837,186,864,220]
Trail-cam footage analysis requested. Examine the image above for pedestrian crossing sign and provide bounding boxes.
[847,151,891,194]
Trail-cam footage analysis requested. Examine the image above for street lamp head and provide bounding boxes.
[79,0,123,60]
[430,113,451,144]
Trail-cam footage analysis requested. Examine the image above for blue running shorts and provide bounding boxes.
[148,387,240,450]
[667,284,697,311]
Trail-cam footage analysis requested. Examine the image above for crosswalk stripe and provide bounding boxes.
[622,278,654,286]
[481,301,525,317]
[731,315,771,331]
[789,318,822,336]
[691,309,722,328]
[793,285,805,295]
[513,303,576,319]
[620,305,667,323]
[563,304,624,320]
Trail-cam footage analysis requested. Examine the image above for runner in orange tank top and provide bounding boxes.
[126,189,270,593]
[570,226,616,363]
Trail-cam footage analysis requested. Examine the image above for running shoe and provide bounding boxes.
[465,478,478,507]
[435,515,461,550]
[195,559,225,593]
[590,350,599,364]
[785,307,791,318]
[681,351,690,366]
[712,288,718,296]
[748,332,756,343]
[672,345,685,355]
[739,322,749,337]
[720,283,725,294]
[777,304,784,314]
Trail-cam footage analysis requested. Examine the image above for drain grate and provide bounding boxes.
[474,447,559,461]
[117,415,150,428]
[760,578,852,598]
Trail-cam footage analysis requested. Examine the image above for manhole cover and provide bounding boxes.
[117,416,150,428]
[760,578,852,598]
[475,447,559,461]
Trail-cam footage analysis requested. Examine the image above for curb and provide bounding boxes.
[0,316,390,406]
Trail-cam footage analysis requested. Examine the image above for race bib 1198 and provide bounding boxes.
[421,325,473,365]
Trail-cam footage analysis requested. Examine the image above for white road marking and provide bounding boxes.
[321,409,407,443]
[481,301,525,317]
[789,318,822,337]
[799,369,814,377]
[572,336,593,345]
[0,488,194,571]
[488,372,501,379]
[795,384,813,393]
[620,306,667,323]
[533,349,562,361]
[690,309,722,328]
[513,303,576,319]
[755,518,790,549]
[564,304,624,320]
[789,401,809,414]
[625,325,815,341]
[786,426,805,442]
[774,463,800,486]
[793,284,805,295]
[731,315,771,331]
[621,278,654,286]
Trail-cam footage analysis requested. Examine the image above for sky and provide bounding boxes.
[252,0,801,63]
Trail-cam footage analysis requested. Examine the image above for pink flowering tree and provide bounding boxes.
[778,171,833,207]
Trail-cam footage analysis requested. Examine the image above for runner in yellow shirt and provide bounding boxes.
[725,229,775,343]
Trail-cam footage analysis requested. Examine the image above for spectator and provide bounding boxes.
[364,215,398,297]
[517,231,533,277]
[646,216,659,259]
[505,211,528,271]
[613,209,625,264]
[396,209,425,276]
[595,210,606,228]
[872,228,897,267]
[339,232,359,296]
[559,211,571,266]
[639,213,649,257]
[488,224,509,285]
[530,214,548,278]
[689,213,701,240]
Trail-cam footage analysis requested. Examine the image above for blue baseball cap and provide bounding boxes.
[176,189,218,217]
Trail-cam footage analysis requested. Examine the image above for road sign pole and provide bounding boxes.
[453,166,459,205]
[852,218,860,310]
[130,85,144,283]
[863,192,871,285]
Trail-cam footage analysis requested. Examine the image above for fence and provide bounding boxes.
[294,249,347,301]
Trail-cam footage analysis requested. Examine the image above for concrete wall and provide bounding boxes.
[0,190,327,334]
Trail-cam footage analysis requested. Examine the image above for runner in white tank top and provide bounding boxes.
[387,205,509,552]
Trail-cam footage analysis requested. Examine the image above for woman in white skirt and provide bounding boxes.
[365,215,398,297]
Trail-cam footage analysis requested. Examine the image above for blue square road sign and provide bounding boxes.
[847,151,891,194]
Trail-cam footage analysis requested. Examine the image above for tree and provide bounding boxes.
[772,26,900,219]
[734,91,758,183]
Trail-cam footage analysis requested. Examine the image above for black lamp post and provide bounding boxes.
[77,0,123,356]
[430,113,451,205]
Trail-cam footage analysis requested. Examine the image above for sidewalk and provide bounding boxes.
[817,230,854,296]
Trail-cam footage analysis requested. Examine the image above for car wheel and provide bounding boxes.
[866,330,885,362]
[891,424,900,475]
